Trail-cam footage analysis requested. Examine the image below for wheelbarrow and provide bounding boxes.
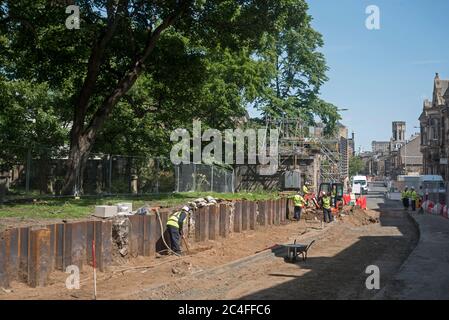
[284,240,316,263]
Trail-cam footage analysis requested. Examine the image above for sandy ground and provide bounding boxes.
[0,205,418,300]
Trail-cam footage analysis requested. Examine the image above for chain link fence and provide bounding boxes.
[174,163,234,193]
[0,145,234,201]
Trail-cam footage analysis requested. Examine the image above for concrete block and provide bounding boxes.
[117,203,133,213]
[209,206,219,240]
[28,228,51,288]
[234,201,242,233]
[94,205,118,218]
[219,204,230,238]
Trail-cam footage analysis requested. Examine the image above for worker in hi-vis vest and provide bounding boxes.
[410,187,418,212]
[321,191,333,223]
[166,206,190,254]
[401,186,409,211]
[291,191,305,221]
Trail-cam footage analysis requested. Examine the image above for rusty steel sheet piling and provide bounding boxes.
[233,201,242,233]
[19,227,30,281]
[63,222,87,271]
[257,201,267,227]
[274,199,281,225]
[28,228,51,288]
[7,228,20,281]
[86,221,95,265]
[0,231,9,288]
[143,214,157,257]
[241,201,249,231]
[55,224,64,271]
[219,204,230,238]
[45,224,56,272]
[156,210,170,253]
[249,201,257,230]
[129,215,144,257]
[208,205,220,240]
[197,206,210,242]
[94,221,112,272]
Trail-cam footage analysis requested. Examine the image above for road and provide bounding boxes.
[126,182,419,300]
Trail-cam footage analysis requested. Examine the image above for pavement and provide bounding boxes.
[369,182,449,300]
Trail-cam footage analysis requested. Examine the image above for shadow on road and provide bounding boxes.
[240,183,419,300]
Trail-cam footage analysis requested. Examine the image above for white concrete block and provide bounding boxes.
[94,205,118,218]
[117,202,133,213]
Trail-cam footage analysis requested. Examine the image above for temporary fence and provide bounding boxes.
[174,163,234,193]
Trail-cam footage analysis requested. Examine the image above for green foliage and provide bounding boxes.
[0,79,68,169]
[349,156,364,177]
[0,0,341,169]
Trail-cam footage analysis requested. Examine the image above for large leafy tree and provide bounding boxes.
[1,0,340,195]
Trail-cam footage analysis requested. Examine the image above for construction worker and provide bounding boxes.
[331,184,337,207]
[401,186,409,211]
[291,191,305,221]
[321,191,333,223]
[166,206,190,255]
[302,183,309,195]
[410,187,418,212]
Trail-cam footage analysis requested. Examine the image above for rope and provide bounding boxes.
[155,210,181,257]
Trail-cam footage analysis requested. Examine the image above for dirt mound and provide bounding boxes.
[340,207,379,226]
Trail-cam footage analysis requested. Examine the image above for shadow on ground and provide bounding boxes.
[241,184,419,300]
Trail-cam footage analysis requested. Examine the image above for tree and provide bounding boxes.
[253,0,341,131]
[349,156,364,177]
[1,0,341,195]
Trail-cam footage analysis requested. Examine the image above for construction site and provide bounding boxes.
[0,117,425,300]
[2,0,449,304]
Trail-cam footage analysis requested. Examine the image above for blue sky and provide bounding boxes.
[251,0,449,152]
[308,0,449,151]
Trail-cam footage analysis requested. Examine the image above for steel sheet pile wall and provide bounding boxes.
[0,220,112,288]
[0,198,288,289]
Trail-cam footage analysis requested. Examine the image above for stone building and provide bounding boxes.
[372,141,390,154]
[419,73,449,179]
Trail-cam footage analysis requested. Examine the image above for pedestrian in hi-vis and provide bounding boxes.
[410,187,418,212]
[321,191,333,223]
[166,206,190,254]
[291,191,305,221]
[401,186,409,211]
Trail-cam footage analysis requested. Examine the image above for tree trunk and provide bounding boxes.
[61,135,92,195]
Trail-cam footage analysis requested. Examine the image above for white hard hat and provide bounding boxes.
[182,206,190,212]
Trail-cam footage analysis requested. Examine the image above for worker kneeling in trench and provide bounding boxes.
[166,206,190,255]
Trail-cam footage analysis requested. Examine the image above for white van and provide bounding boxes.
[352,175,369,195]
